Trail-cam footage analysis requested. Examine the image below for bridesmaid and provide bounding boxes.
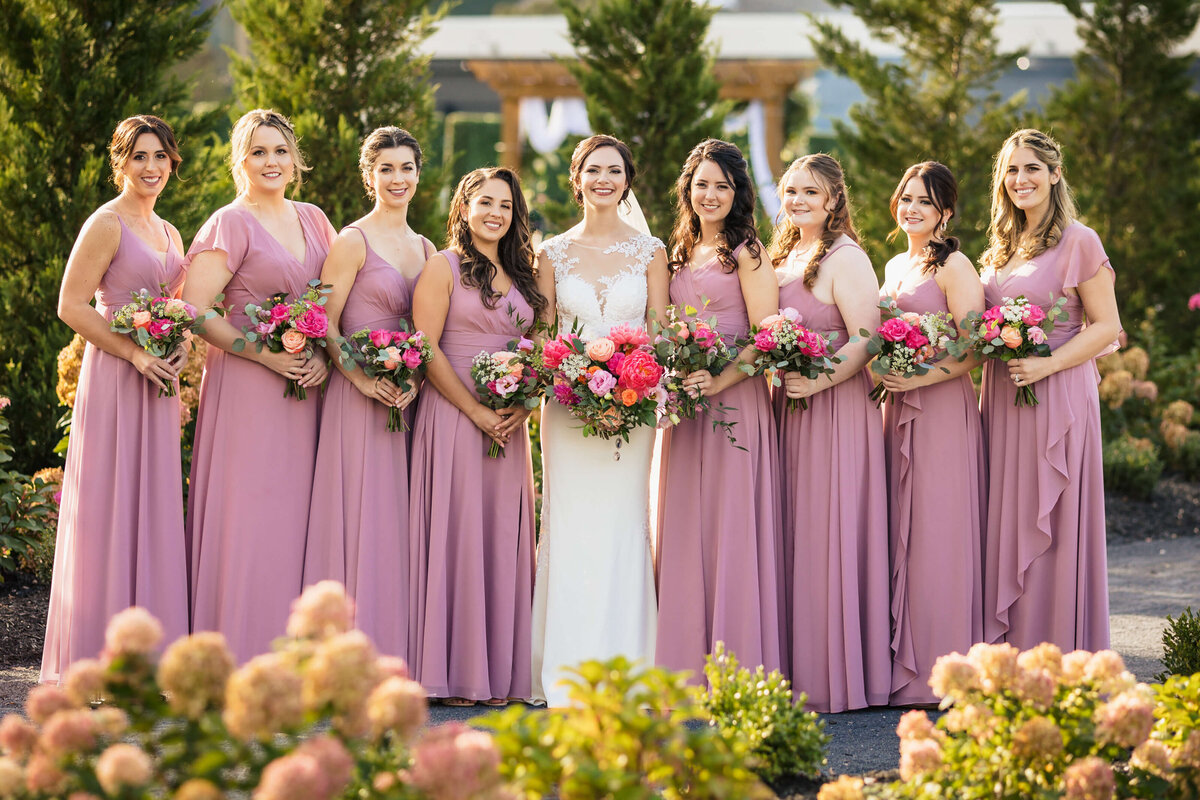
[770,154,890,712]
[656,139,785,681]
[979,129,1120,651]
[42,115,190,681]
[409,167,547,706]
[878,162,985,706]
[303,127,433,658]
[182,109,336,662]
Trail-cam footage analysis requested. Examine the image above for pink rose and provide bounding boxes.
[147,318,174,339]
[607,351,625,372]
[904,329,929,349]
[1027,326,1047,345]
[392,330,410,344]
[369,329,392,348]
[132,310,152,330]
[1000,325,1024,349]
[616,349,664,392]
[982,305,1004,323]
[1189,293,1200,311]
[294,306,328,338]
[878,317,911,343]
[587,369,617,396]
[1023,304,1047,325]
[281,329,308,354]
[517,337,535,353]
[269,303,292,324]
[798,329,827,357]
[543,339,571,370]
[692,325,718,349]
[402,348,422,369]
[585,337,616,362]
[983,320,1002,341]
[753,328,777,352]
[781,307,802,323]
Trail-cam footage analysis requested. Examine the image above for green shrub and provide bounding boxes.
[0,403,59,581]
[1158,607,1200,681]
[700,641,829,784]
[1151,673,1200,798]
[1163,429,1200,482]
[480,656,772,799]
[1103,433,1163,500]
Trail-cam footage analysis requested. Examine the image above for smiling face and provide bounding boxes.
[119,132,172,198]
[689,159,735,229]
[463,177,513,246]
[370,146,420,210]
[577,146,628,210]
[895,176,947,239]
[240,124,295,197]
[1004,145,1059,223]
[781,167,831,233]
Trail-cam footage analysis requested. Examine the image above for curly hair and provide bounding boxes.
[888,161,962,275]
[767,154,859,287]
[445,167,547,319]
[668,138,762,274]
[980,128,1077,270]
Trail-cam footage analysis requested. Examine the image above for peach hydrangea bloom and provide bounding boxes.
[942,703,997,741]
[104,606,164,657]
[816,775,865,800]
[1084,650,1134,694]
[1061,650,1093,685]
[1162,400,1195,426]
[376,655,410,680]
[91,707,129,738]
[302,630,380,716]
[287,580,355,640]
[41,709,97,756]
[368,676,428,741]
[1017,642,1063,678]
[63,658,107,706]
[1172,730,1200,769]
[0,757,23,797]
[157,632,236,719]
[896,710,940,742]
[253,753,328,800]
[1094,687,1155,748]
[967,642,1020,692]
[1012,716,1064,763]
[223,653,305,741]
[25,684,75,724]
[175,778,226,800]
[1063,756,1114,800]
[24,752,67,794]
[1131,739,1172,776]
[405,723,505,799]
[928,652,979,700]
[295,736,354,797]
[1014,666,1057,710]
[898,738,943,782]
[0,714,39,757]
[96,743,153,795]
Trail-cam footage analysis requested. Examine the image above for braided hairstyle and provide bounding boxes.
[768,154,859,288]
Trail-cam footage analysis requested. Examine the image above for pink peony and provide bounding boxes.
[269,303,292,324]
[616,349,664,392]
[95,743,153,795]
[1189,292,1200,311]
[542,338,571,370]
[147,318,174,339]
[799,329,828,358]
[753,328,778,352]
[587,369,617,397]
[585,336,616,362]
[982,305,1004,323]
[288,580,355,639]
[1023,304,1047,325]
[132,310,152,329]
[294,306,328,338]
[402,348,423,369]
[1064,756,1114,800]
[878,317,911,342]
[553,382,580,406]
[904,328,929,349]
[607,323,649,347]
[104,606,164,657]
[369,329,392,348]
[1027,325,1047,345]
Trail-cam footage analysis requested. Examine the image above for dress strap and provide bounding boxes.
[421,236,436,259]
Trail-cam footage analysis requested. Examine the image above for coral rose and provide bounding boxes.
[131,310,152,329]
[999,324,1024,349]
[585,336,616,361]
[616,349,663,392]
[281,329,308,354]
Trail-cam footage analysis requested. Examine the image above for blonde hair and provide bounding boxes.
[229,109,309,196]
[767,153,859,287]
[980,128,1076,269]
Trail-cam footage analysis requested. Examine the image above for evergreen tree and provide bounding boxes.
[557,0,727,239]
[809,0,1028,265]
[1047,0,1200,332]
[228,0,449,235]
[0,0,216,472]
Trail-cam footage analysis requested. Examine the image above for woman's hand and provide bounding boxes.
[355,373,403,406]
[682,369,714,398]
[495,405,533,438]
[1007,356,1055,388]
[880,370,929,393]
[396,383,420,410]
[256,348,307,380]
[167,341,190,374]
[132,349,178,392]
[783,371,822,401]
[469,405,507,447]
[299,351,328,389]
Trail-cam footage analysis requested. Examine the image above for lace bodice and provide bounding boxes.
[540,233,663,339]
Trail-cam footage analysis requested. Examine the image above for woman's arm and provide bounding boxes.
[701,243,779,397]
[645,247,671,328]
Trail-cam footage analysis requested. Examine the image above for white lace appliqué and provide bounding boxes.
[540,234,663,339]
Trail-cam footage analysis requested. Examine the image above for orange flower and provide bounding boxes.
[621,389,638,406]
[281,329,308,354]
[999,325,1024,349]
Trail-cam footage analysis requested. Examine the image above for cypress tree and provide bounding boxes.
[1047,0,1200,331]
[557,0,727,239]
[809,0,1028,266]
[228,0,449,235]
[0,0,216,471]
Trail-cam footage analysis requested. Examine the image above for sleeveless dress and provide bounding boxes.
[302,227,430,659]
[186,202,336,663]
[655,243,785,682]
[981,222,1115,651]
[880,273,985,705]
[774,240,891,712]
[41,216,190,682]
[409,250,536,701]
[530,233,661,708]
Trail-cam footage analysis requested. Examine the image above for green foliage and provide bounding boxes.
[480,656,773,799]
[229,0,451,238]
[699,642,829,785]
[808,0,1028,265]
[1152,674,1200,797]
[0,404,58,580]
[1158,607,1200,681]
[1046,0,1200,334]
[556,0,728,239]
[0,0,218,473]
[1103,433,1164,501]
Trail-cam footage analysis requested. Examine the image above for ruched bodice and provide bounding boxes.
[668,242,753,340]
[438,250,534,383]
[338,226,414,334]
[95,217,183,319]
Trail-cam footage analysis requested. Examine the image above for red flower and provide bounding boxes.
[878,318,911,343]
[616,349,663,392]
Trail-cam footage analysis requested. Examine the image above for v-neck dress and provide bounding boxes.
[185,202,335,663]
[302,226,429,660]
[408,250,536,701]
[41,214,190,683]
[655,242,785,684]
[980,222,1115,652]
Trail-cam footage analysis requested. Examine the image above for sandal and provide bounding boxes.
[442,697,475,707]
[481,698,509,707]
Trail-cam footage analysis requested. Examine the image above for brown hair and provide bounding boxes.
[568,134,636,206]
[888,161,962,275]
[980,128,1077,270]
[445,167,547,319]
[669,138,762,274]
[359,126,423,199]
[109,115,181,190]
[229,109,309,196]
[768,154,859,288]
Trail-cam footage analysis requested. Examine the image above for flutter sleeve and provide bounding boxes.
[185,205,251,274]
[1059,222,1121,356]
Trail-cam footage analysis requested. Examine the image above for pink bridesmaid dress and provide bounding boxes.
[881,275,985,705]
[400,260,424,445]
[41,217,191,682]
[981,222,1114,652]
[408,251,536,701]
[303,228,430,659]
[656,242,785,681]
[185,202,335,663]
[775,240,892,713]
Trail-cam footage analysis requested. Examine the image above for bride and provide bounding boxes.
[530,134,670,706]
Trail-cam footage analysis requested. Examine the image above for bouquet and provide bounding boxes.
[651,304,737,421]
[861,299,959,407]
[232,279,329,400]
[110,286,222,397]
[470,337,544,458]
[543,323,670,446]
[339,324,433,432]
[739,307,841,411]
[963,294,1068,407]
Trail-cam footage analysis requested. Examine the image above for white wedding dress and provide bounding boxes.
[530,232,663,707]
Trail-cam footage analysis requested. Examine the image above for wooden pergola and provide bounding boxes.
[466,59,815,177]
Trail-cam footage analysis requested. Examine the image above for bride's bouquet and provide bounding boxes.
[470,336,544,458]
[543,323,670,443]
